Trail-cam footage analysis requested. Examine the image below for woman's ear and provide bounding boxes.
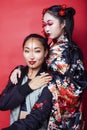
[45,49,48,58]
[61,20,66,29]
[62,20,66,28]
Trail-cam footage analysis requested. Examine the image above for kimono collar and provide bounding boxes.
[57,34,68,43]
[50,35,68,48]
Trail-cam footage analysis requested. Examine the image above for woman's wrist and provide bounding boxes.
[18,82,33,96]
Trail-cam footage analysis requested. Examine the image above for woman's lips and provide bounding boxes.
[47,33,50,37]
[29,61,36,65]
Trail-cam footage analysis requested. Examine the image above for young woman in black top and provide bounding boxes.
[0,34,55,130]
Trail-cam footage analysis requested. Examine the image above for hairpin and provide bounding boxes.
[58,4,67,16]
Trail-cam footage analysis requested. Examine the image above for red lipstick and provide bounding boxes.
[47,33,50,37]
[29,61,36,65]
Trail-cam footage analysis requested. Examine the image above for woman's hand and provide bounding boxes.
[10,69,21,84]
[29,73,52,90]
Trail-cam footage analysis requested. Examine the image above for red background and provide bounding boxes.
[0,0,87,129]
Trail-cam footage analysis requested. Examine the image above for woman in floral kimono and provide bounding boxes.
[10,5,87,130]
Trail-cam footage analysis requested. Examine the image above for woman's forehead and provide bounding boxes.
[43,12,58,22]
[24,38,43,48]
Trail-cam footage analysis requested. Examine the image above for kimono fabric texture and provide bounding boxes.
[2,34,87,130]
[11,35,87,130]
[46,35,87,130]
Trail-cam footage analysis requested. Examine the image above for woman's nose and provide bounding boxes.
[30,57,34,60]
[45,26,49,33]
[29,53,34,60]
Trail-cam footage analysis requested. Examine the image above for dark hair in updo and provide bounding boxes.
[43,5,76,43]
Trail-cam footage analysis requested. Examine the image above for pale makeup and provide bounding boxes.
[43,12,65,39]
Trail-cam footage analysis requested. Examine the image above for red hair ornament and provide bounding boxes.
[58,4,67,16]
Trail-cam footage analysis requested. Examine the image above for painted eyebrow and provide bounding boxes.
[44,20,53,23]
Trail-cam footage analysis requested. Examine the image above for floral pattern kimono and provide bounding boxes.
[47,35,87,130]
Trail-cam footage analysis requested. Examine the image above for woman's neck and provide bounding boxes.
[28,68,40,79]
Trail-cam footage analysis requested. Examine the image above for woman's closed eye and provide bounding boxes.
[42,21,53,27]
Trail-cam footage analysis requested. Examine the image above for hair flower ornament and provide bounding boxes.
[58,4,67,16]
[59,10,65,16]
[61,4,67,9]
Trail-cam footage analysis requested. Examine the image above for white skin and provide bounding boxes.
[10,12,65,85]
[43,12,65,39]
